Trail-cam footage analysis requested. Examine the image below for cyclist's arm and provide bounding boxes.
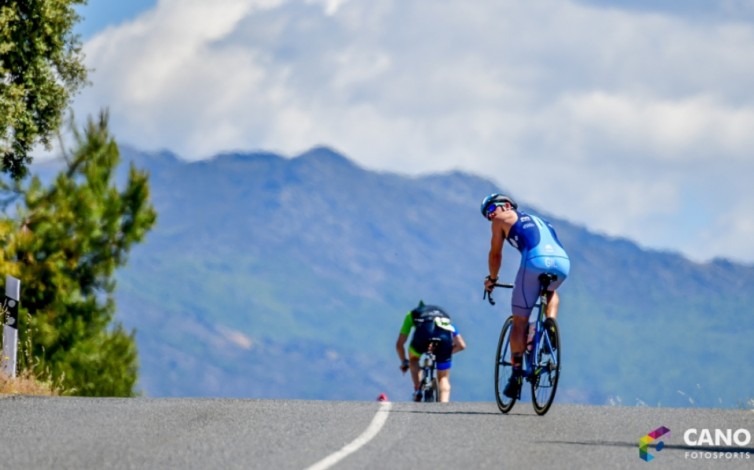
[487,219,505,280]
[395,333,409,362]
[452,333,466,354]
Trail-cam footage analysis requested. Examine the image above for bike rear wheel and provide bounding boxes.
[531,317,561,415]
[494,316,516,413]
[423,378,438,402]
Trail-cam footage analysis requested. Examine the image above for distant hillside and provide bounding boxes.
[39,145,754,406]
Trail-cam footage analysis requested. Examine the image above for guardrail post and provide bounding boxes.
[2,275,21,378]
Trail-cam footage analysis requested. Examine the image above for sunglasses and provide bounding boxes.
[485,204,498,218]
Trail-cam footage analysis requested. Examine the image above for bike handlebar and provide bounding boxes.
[484,282,514,305]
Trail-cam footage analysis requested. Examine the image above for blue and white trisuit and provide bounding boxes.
[505,211,570,318]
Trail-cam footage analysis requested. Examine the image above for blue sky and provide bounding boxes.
[68,0,754,264]
[74,0,157,39]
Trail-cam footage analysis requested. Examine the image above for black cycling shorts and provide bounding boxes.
[410,322,453,364]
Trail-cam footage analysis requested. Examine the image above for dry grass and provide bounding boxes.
[0,369,60,396]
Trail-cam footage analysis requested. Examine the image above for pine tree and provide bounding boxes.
[3,112,156,396]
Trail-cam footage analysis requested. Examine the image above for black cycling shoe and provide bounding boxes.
[503,370,523,399]
[413,390,422,402]
[544,318,557,350]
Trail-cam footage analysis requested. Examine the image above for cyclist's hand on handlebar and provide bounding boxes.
[484,275,498,292]
[483,277,513,305]
[400,359,409,374]
[483,275,498,305]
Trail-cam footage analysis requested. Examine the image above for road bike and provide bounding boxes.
[417,339,441,402]
[485,273,561,415]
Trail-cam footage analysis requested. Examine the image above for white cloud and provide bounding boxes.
[74,0,754,263]
[556,92,754,161]
[306,0,350,16]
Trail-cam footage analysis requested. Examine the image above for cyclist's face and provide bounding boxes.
[486,204,501,220]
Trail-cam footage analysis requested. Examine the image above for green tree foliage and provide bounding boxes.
[2,112,156,396]
[0,0,88,179]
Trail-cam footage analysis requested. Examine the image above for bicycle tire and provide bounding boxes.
[424,378,438,402]
[494,316,516,413]
[419,364,434,402]
[531,317,561,415]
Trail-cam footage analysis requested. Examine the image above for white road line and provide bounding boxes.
[305,401,393,470]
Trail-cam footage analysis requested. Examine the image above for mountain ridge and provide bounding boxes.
[36,144,753,406]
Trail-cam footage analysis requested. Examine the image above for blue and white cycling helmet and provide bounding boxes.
[480,193,518,218]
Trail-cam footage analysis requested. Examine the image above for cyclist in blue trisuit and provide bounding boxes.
[395,301,466,402]
[480,193,570,399]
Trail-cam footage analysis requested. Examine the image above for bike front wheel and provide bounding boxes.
[494,316,516,413]
[531,317,561,415]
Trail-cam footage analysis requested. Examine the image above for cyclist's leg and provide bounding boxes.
[532,256,570,320]
[407,339,424,399]
[545,290,559,320]
[510,316,528,364]
[505,263,542,400]
[545,269,567,319]
[410,323,436,400]
[538,259,569,347]
[408,348,421,390]
[434,333,453,402]
[511,265,539,362]
[436,369,450,402]
[505,269,537,398]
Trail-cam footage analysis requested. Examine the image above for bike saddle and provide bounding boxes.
[538,273,558,287]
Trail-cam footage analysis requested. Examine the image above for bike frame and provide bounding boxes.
[522,286,555,378]
[487,274,561,414]
[487,279,557,380]
[419,340,440,402]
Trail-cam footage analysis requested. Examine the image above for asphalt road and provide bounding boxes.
[0,396,752,469]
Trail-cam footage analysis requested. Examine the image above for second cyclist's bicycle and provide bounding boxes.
[417,338,441,402]
[485,273,561,415]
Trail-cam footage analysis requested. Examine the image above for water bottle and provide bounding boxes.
[526,322,536,352]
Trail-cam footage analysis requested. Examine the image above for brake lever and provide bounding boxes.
[484,289,496,305]
[484,283,513,306]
